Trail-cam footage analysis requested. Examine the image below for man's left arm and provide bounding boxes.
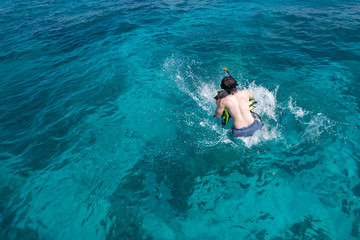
[214,100,225,118]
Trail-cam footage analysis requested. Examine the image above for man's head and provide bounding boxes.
[221,76,238,94]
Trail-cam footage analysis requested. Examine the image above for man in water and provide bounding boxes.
[214,76,262,137]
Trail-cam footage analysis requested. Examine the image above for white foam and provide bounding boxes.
[163,57,217,115]
[300,113,335,142]
[240,125,281,148]
[284,97,335,145]
[288,97,308,118]
[163,56,281,147]
[248,82,278,120]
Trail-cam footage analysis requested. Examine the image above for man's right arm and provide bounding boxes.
[244,90,254,99]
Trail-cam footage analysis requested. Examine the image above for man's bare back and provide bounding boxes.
[215,90,255,129]
[214,73,262,137]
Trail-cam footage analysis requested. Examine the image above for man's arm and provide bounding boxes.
[243,90,254,99]
[214,99,225,118]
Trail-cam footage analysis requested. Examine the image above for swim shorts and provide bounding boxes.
[230,115,262,137]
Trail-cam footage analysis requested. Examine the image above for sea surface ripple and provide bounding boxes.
[1,0,360,239]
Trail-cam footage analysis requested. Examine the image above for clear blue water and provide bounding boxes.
[1,0,360,239]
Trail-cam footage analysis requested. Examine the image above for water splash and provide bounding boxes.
[288,97,309,118]
[163,56,283,148]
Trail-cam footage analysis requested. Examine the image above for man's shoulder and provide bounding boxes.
[224,90,243,99]
[238,89,252,96]
[239,89,249,93]
[232,90,245,96]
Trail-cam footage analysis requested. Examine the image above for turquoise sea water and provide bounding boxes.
[1,0,360,239]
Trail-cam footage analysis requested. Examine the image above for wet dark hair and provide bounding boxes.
[220,76,238,94]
